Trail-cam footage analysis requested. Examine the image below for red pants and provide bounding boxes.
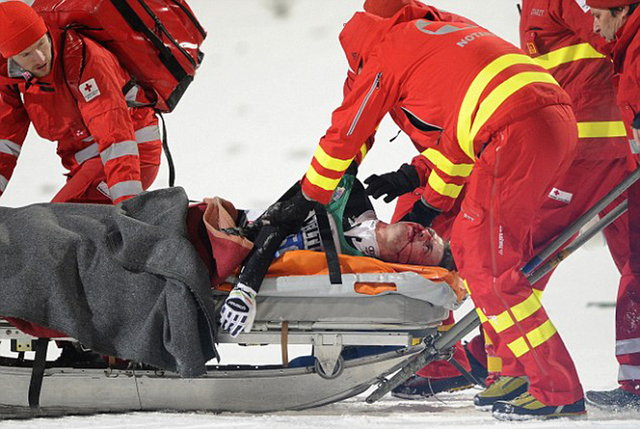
[617,179,640,394]
[451,104,583,406]
[498,156,633,379]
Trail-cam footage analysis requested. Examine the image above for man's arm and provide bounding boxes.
[301,54,402,205]
[0,84,30,198]
[67,34,144,204]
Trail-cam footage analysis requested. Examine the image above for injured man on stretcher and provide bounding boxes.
[212,171,456,337]
[0,172,457,374]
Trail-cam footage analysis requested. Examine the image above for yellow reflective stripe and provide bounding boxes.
[438,324,453,332]
[427,170,463,198]
[312,146,352,173]
[359,143,369,161]
[487,355,503,372]
[527,319,557,349]
[534,43,605,70]
[476,307,489,324]
[508,337,530,358]
[507,319,558,358]
[510,293,543,326]
[486,292,543,334]
[457,54,537,160]
[469,72,559,145]
[422,148,474,177]
[578,121,628,138]
[533,288,543,300]
[305,165,341,192]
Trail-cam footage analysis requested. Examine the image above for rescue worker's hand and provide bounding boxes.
[364,164,421,203]
[256,188,316,235]
[401,197,441,227]
[220,283,257,337]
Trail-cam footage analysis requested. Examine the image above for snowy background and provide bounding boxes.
[1,0,638,427]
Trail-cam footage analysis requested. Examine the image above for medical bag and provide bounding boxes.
[32,0,206,112]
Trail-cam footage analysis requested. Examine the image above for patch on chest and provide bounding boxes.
[79,78,101,102]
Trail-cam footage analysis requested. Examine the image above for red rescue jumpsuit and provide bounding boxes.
[301,5,582,405]
[0,27,162,205]
[610,8,640,396]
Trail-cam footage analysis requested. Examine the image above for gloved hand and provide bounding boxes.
[220,283,257,337]
[364,164,421,203]
[255,188,316,234]
[401,198,441,227]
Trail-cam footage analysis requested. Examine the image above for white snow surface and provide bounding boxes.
[1,0,639,427]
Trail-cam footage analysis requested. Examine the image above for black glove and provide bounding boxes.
[364,164,421,203]
[401,198,441,227]
[256,188,316,235]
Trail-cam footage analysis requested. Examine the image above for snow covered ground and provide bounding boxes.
[1,0,639,427]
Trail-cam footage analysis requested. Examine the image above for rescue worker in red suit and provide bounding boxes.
[253,0,587,419]
[0,1,162,205]
[453,0,636,409]
[349,0,484,400]
[584,0,640,411]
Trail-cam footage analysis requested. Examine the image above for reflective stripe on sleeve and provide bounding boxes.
[100,140,139,165]
[616,338,640,355]
[427,170,463,199]
[422,148,474,177]
[577,121,628,139]
[135,125,161,144]
[347,72,382,136]
[0,174,8,192]
[109,180,143,201]
[0,139,21,157]
[618,364,640,381]
[359,142,369,161]
[534,43,605,70]
[305,164,341,192]
[312,145,353,173]
[75,143,100,165]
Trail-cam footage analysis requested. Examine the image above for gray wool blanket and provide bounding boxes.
[0,187,218,377]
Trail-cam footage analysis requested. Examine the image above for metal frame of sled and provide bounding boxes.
[0,267,459,415]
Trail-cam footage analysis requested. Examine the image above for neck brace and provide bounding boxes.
[344,219,380,258]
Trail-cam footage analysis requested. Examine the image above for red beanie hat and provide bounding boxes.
[0,1,47,58]
[586,0,639,7]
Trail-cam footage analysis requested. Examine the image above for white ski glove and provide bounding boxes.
[220,283,257,338]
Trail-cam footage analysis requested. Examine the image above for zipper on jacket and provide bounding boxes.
[347,72,382,136]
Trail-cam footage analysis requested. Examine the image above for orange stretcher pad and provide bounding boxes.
[220,250,467,305]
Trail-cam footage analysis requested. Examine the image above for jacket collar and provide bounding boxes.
[612,11,640,72]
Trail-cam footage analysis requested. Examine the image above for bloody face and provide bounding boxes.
[11,34,52,78]
[376,221,445,266]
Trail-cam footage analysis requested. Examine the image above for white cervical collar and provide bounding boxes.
[344,218,380,258]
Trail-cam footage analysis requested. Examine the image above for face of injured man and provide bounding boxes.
[375,222,447,267]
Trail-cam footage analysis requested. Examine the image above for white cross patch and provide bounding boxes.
[549,187,573,204]
[79,78,101,102]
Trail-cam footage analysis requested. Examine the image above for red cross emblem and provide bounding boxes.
[83,83,93,93]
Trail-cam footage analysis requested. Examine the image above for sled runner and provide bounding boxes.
[0,251,464,415]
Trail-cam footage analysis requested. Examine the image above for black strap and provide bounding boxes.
[157,112,175,187]
[110,0,190,80]
[28,339,50,409]
[315,205,342,285]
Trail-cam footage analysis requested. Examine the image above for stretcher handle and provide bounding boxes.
[526,198,628,285]
[522,167,640,275]
[365,309,481,404]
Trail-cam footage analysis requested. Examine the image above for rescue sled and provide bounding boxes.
[0,251,465,416]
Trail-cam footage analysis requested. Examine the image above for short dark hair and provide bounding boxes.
[610,3,639,16]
